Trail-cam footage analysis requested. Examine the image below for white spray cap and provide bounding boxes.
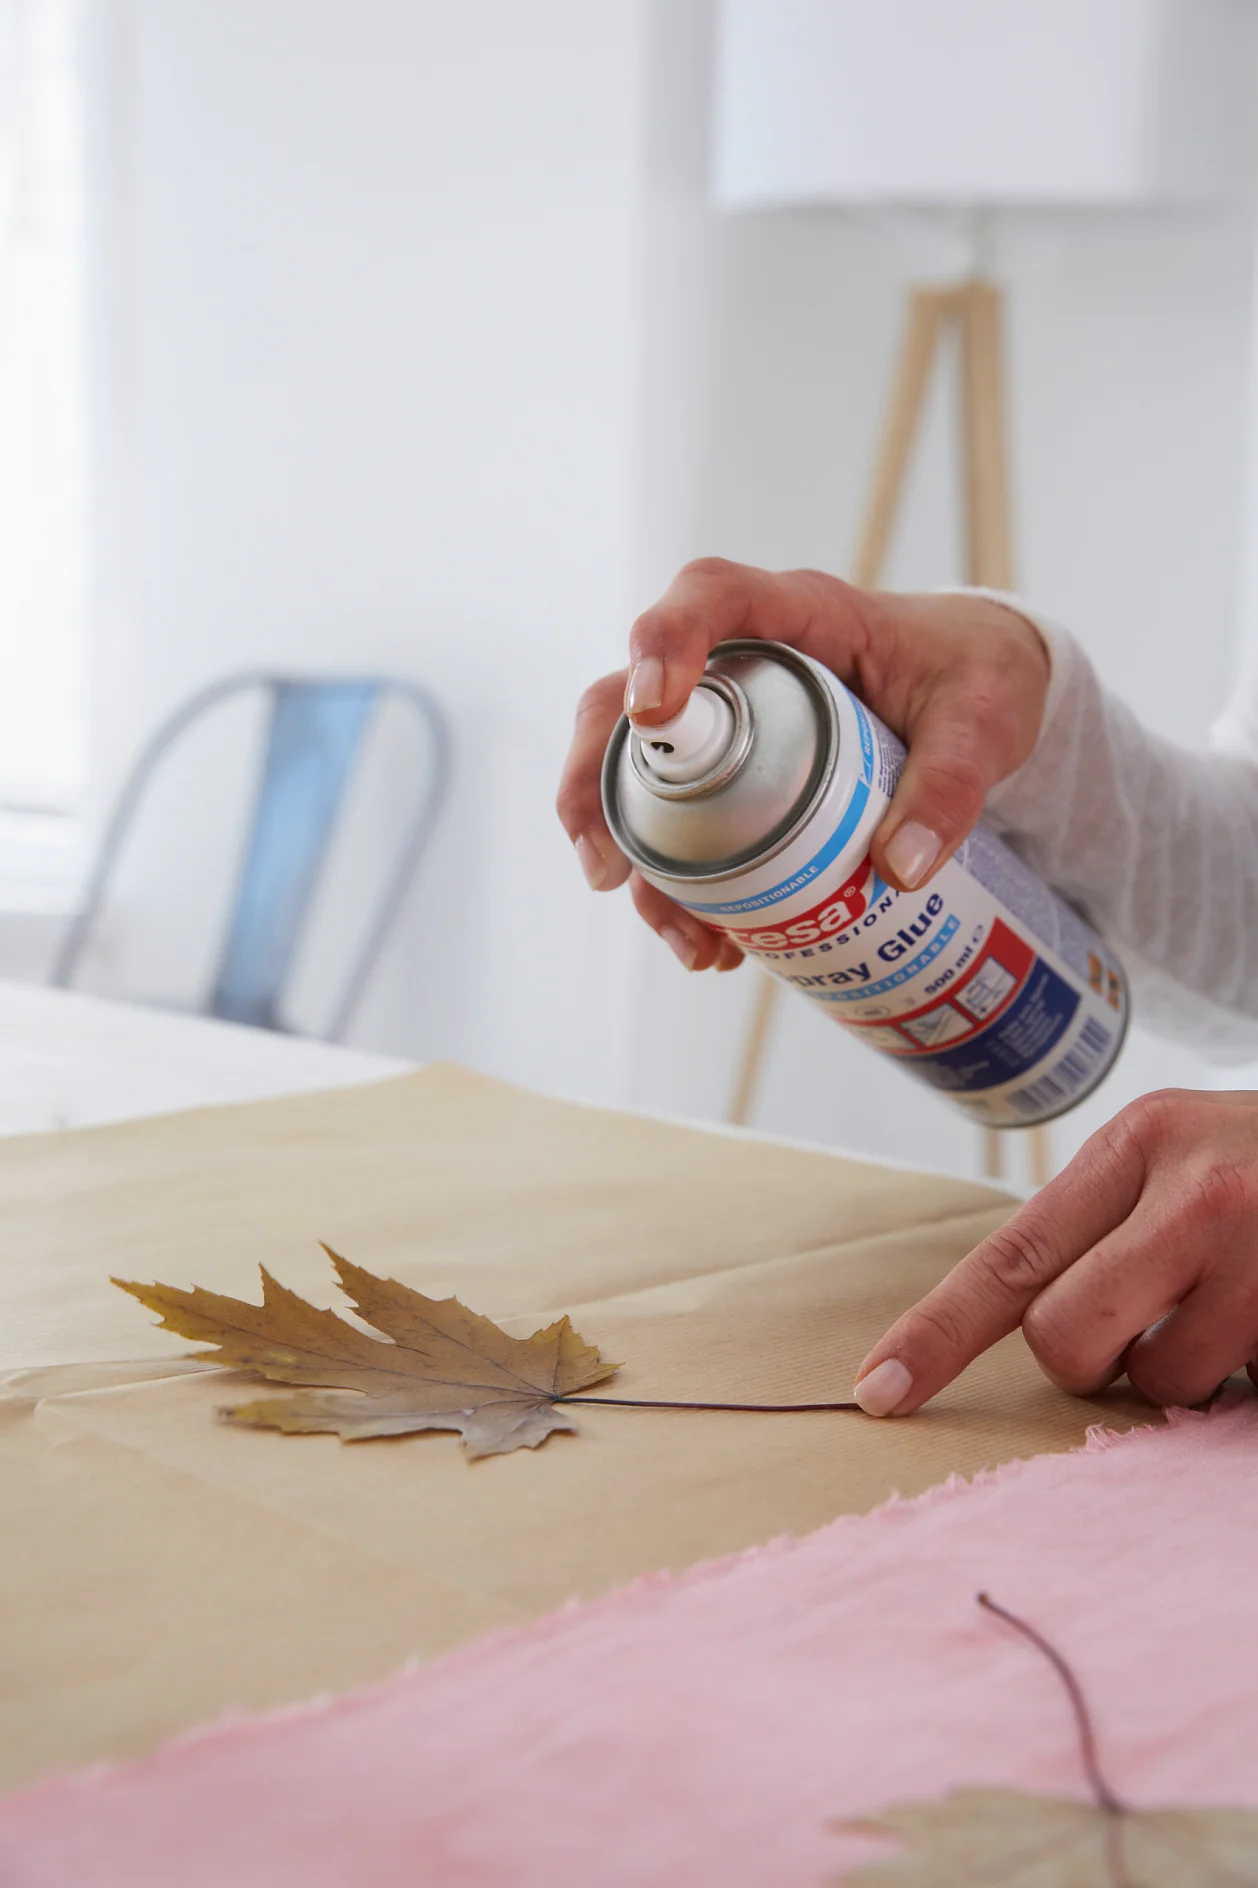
[632,685,735,784]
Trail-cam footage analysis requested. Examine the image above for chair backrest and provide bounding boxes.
[52,672,450,1041]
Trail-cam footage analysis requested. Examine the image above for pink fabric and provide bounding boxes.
[4,1399,1258,1887]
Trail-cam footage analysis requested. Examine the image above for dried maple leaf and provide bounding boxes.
[837,1787,1258,1885]
[114,1246,619,1458]
[835,1595,1258,1885]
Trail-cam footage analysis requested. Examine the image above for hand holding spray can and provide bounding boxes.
[602,640,1127,1128]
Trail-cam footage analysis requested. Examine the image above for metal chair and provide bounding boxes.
[52,673,450,1041]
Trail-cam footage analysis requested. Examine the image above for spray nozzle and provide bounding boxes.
[631,685,735,784]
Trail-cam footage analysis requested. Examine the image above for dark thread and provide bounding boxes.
[554,1395,860,1413]
[977,1592,1127,1819]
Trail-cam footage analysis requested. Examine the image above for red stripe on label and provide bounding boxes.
[843,919,1035,1056]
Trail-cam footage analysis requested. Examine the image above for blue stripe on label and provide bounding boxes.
[681,693,875,919]
[905,961,1079,1094]
[682,781,870,916]
[856,697,875,777]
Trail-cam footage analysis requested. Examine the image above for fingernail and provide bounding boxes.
[853,1357,913,1417]
[884,821,941,890]
[625,657,665,717]
[660,923,698,970]
[574,833,608,890]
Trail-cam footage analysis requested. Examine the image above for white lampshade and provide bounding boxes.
[714,0,1238,212]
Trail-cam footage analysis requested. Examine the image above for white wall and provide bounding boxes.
[80,0,651,1102]
[66,0,1258,1184]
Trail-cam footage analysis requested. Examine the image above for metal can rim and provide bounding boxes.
[601,638,841,886]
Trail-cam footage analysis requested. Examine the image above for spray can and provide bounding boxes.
[602,640,1127,1128]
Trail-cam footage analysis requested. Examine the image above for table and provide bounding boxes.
[0,980,408,1137]
[0,983,1153,1796]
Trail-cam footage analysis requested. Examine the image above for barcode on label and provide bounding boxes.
[1005,1016,1113,1118]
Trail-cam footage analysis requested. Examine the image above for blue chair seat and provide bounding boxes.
[53,673,450,1041]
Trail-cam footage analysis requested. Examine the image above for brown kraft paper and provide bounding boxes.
[0,1064,1154,1790]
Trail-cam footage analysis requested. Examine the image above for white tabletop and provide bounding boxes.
[0,981,410,1138]
[0,982,985,1192]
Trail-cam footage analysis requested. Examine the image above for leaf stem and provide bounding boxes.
[977,1592,1127,1817]
[554,1395,860,1413]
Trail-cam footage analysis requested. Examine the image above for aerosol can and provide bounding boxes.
[602,640,1127,1128]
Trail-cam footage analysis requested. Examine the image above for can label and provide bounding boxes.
[658,665,1127,1128]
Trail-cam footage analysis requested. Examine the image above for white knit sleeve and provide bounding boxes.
[972,597,1258,1062]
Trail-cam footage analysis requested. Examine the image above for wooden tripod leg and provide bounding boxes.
[1027,1126,1052,1191]
[726,289,951,1128]
[728,971,780,1128]
[958,280,1014,592]
[960,283,1013,1184]
[852,288,953,586]
[959,282,1050,1190]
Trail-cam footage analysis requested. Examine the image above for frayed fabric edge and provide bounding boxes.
[10,1393,1254,1808]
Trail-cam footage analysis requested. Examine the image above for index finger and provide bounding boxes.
[851,1115,1148,1416]
[626,558,871,726]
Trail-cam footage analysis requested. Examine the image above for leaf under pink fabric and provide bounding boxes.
[3,1399,1257,1888]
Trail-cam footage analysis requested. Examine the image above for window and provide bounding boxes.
[0,0,86,818]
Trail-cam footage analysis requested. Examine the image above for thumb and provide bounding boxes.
[870,696,1009,893]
